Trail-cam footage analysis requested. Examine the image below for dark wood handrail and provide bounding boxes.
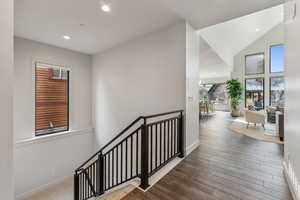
[76,116,143,171]
[143,110,183,119]
[75,110,183,171]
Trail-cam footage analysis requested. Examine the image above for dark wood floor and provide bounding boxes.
[122,112,292,200]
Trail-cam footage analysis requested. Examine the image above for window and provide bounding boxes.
[200,83,228,104]
[35,63,69,136]
[270,77,285,108]
[270,45,284,73]
[245,78,264,110]
[245,53,264,75]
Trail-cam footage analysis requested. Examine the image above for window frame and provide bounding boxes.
[269,44,284,74]
[244,77,265,109]
[35,62,70,137]
[269,76,284,107]
[245,52,265,75]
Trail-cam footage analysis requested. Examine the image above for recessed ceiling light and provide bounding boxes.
[255,28,260,32]
[101,4,111,12]
[63,35,71,40]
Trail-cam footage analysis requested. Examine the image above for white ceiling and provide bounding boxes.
[15,0,283,54]
[198,5,284,67]
[199,37,230,79]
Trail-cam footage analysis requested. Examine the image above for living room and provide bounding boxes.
[198,4,285,144]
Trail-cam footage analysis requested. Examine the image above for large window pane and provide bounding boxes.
[245,53,264,75]
[270,45,284,73]
[270,77,284,108]
[245,78,264,110]
[35,63,69,136]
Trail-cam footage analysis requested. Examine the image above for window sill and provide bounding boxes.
[15,127,93,149]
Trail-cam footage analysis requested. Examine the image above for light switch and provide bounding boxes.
[284,0,297,24]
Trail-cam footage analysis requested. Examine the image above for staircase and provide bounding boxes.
[74,110,185,200]
[208,84,218,95]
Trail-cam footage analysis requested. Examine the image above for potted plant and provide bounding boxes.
[226,79,243,117]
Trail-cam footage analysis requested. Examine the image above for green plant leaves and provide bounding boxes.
[226,79,243,101]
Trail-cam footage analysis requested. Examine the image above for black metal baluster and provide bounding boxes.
[107,152,111,189]
[171,119,174,157]
[104,156,107,190]
[125,139,128,181]
[155,124,158,169]
[116,146,119,185]
[82,171,84,199]
[121,142,123,182]
[164,121,166,163]
[130,134,133,178]
[136,131,139,176]
[80,173,82,200]
[176,118,179,154]
[92,164,94,193]
[160,123,162,166]
[84,170,87,199]
[78,173,80,200]
[173,119,176,156]
[90,167,92,197]
[88,167,90,197]
[111,149,115,186]
[81,173,83,199]
[167,120,170,160]
[150,125,153,173]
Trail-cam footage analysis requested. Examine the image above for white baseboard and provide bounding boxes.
[16,175,72,200]
[283,161,300,200]
[186,139,200,156]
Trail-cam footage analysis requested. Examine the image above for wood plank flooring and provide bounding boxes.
[122,111,292,200]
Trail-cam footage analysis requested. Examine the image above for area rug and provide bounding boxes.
[229,118,283,145]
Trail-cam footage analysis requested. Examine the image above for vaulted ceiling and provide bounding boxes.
[15,0,283,54]
[198,5,284,68]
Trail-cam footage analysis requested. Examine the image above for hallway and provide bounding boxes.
[122,111,292,200]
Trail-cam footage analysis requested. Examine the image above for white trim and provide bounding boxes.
[16,176,72,200]
[283,160,300,200]
[35,61,71,71]
[31,59,72,139]
[186,139,200,156]
[15,127,93,148]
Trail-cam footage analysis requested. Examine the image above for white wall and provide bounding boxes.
[0,0,14,199]
[284,0,300,197]
[199,37,231,81]
[232,23,284,107]
[92,22,187,149]
[14,37,93,196]
[185,24,200,151]
[200,76,231,84]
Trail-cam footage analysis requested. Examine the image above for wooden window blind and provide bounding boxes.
[35,63,69,136]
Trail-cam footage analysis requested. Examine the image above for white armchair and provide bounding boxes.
[244,109,266,129]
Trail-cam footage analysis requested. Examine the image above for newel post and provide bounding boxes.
[140,117,150,190]
[74,172,79,200]
[178,111,185,158]
[98,152,105,195]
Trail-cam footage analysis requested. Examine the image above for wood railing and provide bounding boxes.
[74,110,185,200]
